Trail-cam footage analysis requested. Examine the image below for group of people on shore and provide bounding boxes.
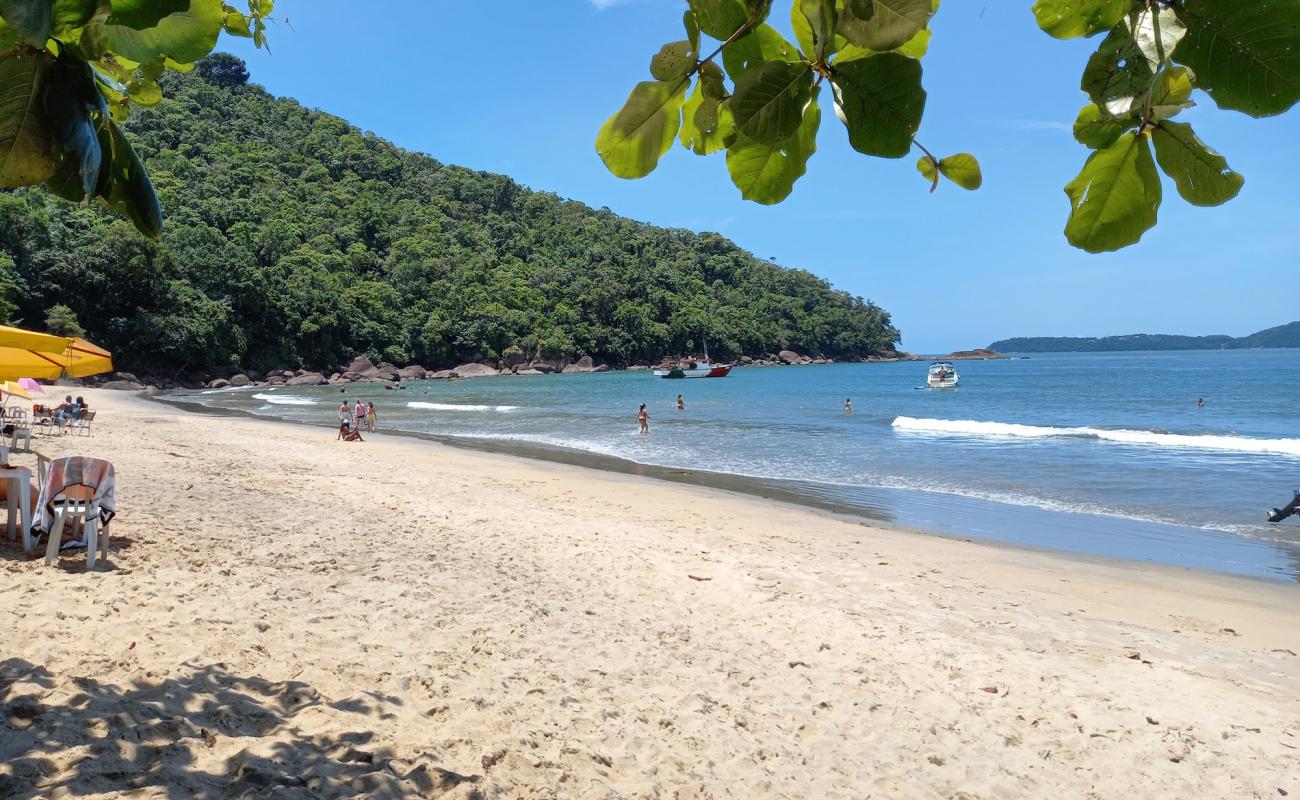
[338,399,377,442]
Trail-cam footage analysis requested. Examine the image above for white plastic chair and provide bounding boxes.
[36,454,112,569]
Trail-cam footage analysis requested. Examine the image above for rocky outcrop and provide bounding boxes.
[230,373,252,387]
[941,348,1007,360]
[452,363,499,378]
[101,379,146,390]
[739,356,753,365]
[113,371,139,383]
[398,365,426,381]
[561,355,602,373]
[512,367,544,376]
[501,346,526,369]
[286,372,327,386]
[207,378,230,389]
[428,369,458,379]
[778,350,801,364]
[344,356,378,376]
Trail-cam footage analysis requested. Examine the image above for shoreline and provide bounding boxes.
[154,390,1300,584]
[3,387,1298,797]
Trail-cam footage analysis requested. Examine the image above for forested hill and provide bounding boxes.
[0,55,899,375]
[989,321,1300,353]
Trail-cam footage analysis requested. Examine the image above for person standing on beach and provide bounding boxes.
[354,399,366,428]
[637,403,649,434]
[844,398,852,414]
[366,401,377,432]
[338,401,352,440]
[677,394,685,411]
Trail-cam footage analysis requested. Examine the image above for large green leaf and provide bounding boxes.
[1072,102,1133,149]
[51,0,104,37]
[0,52,58,187]
[798,0,838,60]
[721,23,799,80]
[1080,24,1154,115]
[680,84,736,155]
[687,0,751,39]
[44,54,102,199]
[727,90,820,203]
[831,52,925,158]
[1130,4,1184,66]
[99,117,162,237]
[650,40,695,82]
[0,0,50,44]
[107,0,190,29]
[1151,120,1243,207]
[1031,0,1128,39]
[596,79,687,179]
[103,0,224,64]
[730,60,813,145]
[1172,0,1300,117]
[837,0,931,51]
[1064,131,1161,252]
[1149,65,1195,119]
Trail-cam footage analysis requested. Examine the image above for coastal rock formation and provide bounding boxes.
[229,374,251,387]
[207,378,230,389]
[344,356,378,376]
[562,356,601,373]
[428,369,457,379]
[100,379,146,390]
[398,365,426,381]
[740,356,753,365]
[452,363,499,378]
[513,368,544,376]
[286,372,327,386]
[113,372,140,383]
[502,346,526,369]
[778,350,801,364]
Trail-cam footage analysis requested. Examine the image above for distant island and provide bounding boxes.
[988,321,1300,353]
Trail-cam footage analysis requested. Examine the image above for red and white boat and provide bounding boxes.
[653,359,732,379]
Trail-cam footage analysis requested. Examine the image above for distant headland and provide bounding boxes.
[988,321,1300,353]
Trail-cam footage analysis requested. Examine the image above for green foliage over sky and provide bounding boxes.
[0,61,901,374]
[599,0,1299,252]
[0,0,274,238]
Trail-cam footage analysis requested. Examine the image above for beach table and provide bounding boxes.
[0,464,33,551]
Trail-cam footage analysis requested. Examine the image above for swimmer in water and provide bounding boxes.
[677,394,685,411]
[844,398,852,414]
[637,403,649,434]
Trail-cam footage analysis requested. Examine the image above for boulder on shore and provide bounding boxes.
[230,373,251,387]
[286,372,327,386]
[101,380,145,391]
[512,368,544,376]
[562,355,600,374]
[344,355,378,376]
[501,346,526,369]
[208,378,230,389]
[429,369,458,380]
[452,363,499,378]
[778,350,801,364]
[398,365,426,381]
[739,356,753,365]
[113,371,139,383]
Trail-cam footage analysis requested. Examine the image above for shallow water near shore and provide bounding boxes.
[169,349,1300,582]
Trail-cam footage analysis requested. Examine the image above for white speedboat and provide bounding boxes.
[927,361,958,388]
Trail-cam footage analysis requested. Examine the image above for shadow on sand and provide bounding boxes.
[0,658,482,798]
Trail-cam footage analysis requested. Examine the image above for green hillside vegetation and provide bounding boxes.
[989,322,1300,353]
[0,55,899,376]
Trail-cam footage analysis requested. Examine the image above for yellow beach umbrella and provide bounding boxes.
[1,381,31,400]
[0,328,113,381]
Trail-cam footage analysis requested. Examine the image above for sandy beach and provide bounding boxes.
[2,387,1297,798]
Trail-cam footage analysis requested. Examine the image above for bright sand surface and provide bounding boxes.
[2,388,1298,799]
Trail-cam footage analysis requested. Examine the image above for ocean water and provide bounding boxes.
[170,350,1300,581]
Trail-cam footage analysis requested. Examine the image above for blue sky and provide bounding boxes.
[222,1,1300,353]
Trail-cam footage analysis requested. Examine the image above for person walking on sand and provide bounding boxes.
[366,401,377,432]
[844,398,852,414]
[637,403,649,434]
[677,394,685,411]
[338,401,352,439]
[354,399,366,428]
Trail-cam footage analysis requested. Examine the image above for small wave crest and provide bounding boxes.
[407,402,518,412]
[251,393,318,406]
[892,416,1300,457]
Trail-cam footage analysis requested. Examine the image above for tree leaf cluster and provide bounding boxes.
[0,0,274,238]
[0,61,902,375]
[1040,0,1295,252]
[597,0,979,205]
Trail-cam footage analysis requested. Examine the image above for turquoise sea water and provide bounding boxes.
[170,350,1300,581]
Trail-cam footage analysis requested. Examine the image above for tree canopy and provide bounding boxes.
[0,60,901,374]
[598,0,1299,252]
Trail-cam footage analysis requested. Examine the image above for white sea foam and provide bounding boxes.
[251,393,318,406]
[891,416,1300,457]
[407,402,518,412]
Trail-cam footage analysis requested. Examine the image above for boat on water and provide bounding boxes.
[927,361,959,389]
[653,358,732,379]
